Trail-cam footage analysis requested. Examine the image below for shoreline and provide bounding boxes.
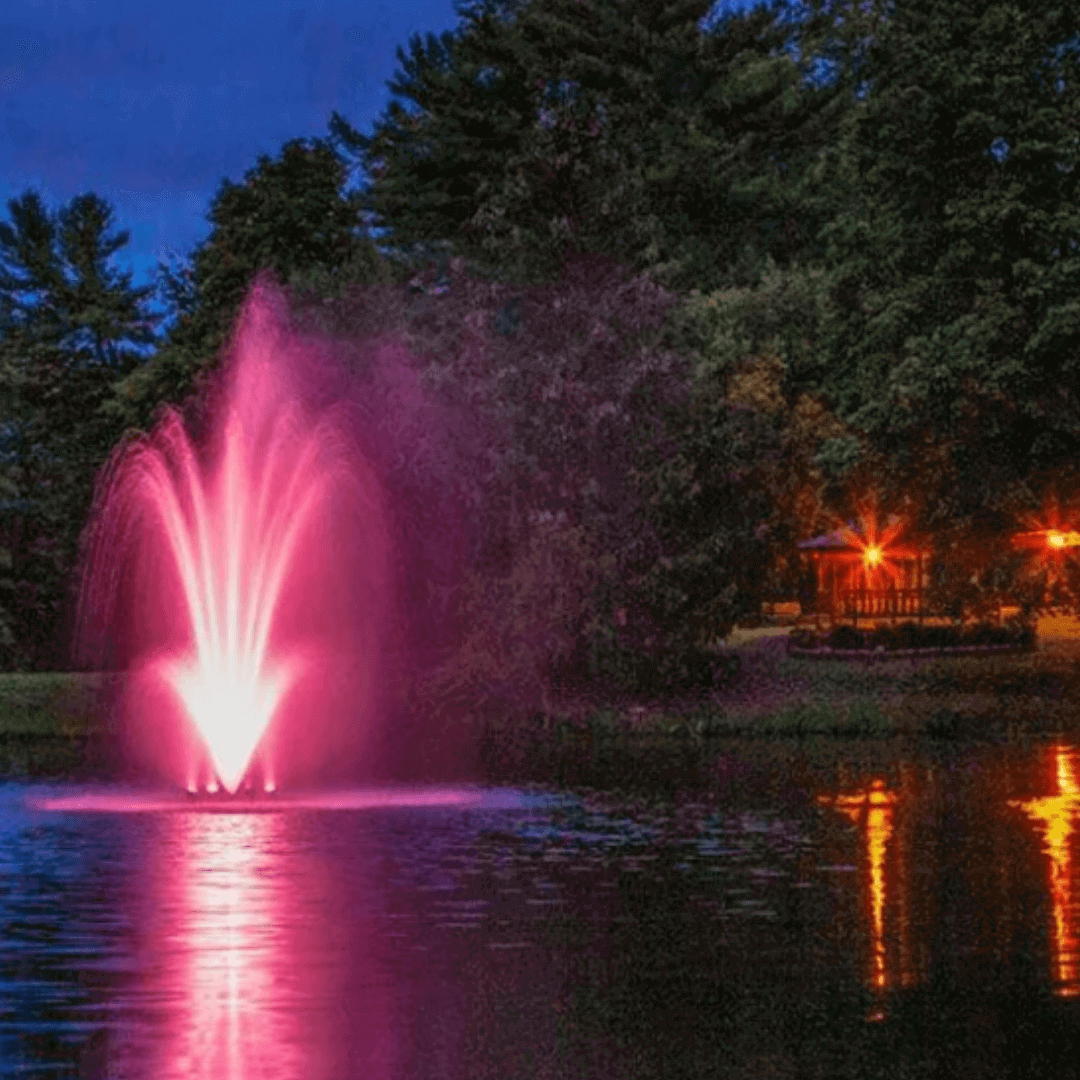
[3,639,1080,781]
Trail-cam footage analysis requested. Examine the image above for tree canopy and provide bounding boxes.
[111,137,396,434]
[4,0,1080,674]
[797,0,1080,605]
[329,0,854,291]
[0,189,160,666]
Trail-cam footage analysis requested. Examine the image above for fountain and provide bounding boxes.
[72,280,399,797]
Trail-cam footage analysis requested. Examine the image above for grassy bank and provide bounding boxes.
[496,630,1080,751]
[0,672,119,778]
[4,638,1080,780]
[514,631,1080,746]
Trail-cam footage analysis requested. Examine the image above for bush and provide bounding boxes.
[827,625,864,650]
[689,710,728,737]
[919,625,961,649]
[960,623,998,646]
[865,625,899,651]
[846,698,892,736]
[788,619,1035,656]
[766,701,836,736]
[925,708,962,738]
[712,649,742,685]
[894,622,923,649]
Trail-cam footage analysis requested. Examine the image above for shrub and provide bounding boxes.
[925,708,962,738]
[764,701,836,736]
[846,698,892,736]
[918,625,961,649]
[712,649,742,685]
[690,710,728,737]
[827,625,864,650]
[960,622,998,646]
[894,622,923,649]
[434,521,613,716]
[865,625,899,651]
[589,709,622,736]
[649,645,742,696]
[584,640,741,697]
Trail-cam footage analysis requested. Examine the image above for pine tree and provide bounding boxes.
[330,0,855,292]
[113,137,394,433]
[0,190,160,667]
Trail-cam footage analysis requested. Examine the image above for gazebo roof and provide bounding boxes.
[798,516,927,554]
[797,524,855,551]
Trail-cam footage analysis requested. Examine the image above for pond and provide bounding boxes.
[2,735,1080,1079]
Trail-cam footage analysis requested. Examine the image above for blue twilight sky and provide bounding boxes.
[0,0,782,316]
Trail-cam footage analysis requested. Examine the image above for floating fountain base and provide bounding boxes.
[25,785,532,815]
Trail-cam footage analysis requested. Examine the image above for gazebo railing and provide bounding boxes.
[838,588,926,620]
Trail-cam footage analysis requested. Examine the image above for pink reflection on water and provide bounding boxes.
[171,814,291,1078]
[112,807,397,1079]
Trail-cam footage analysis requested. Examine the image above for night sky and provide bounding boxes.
[0,0,761,313]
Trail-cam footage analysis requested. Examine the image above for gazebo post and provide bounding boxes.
[814,554,821,631]
[918,552,924,626]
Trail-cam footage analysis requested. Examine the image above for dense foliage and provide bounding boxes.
[110,137,396,436]
[1,0,1078,699]
[0,191,159,667]
[284,251,722,714]
[789,621,1037,653]
[329,0,851,291]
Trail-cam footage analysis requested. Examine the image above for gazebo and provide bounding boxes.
[798,519,931,627]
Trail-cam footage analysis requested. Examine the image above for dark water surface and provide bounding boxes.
[3,737,1080,1079]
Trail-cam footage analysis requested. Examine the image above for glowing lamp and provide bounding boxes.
[1046,531,1080,549]
[863,545,883,569]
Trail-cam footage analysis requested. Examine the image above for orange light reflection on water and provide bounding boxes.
[828,780,897,991]
[1009,743,1080,997]
[817,771,924,1016]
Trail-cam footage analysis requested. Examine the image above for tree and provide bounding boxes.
[636,256,852,639]
[286,247,688,713]
[329,0,856,293]
[112,138,396,434]
[0,190,161,667]
[804,0,1080,553]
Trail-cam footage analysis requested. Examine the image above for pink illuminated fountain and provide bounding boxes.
[74,280,397,797]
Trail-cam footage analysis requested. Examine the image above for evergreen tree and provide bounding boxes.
[113,137,395,433]
[807,1,1080,509]
[329,0,855,292]
[0,190,160,667]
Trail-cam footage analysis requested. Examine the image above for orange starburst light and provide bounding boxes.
[1048,531,1080,549]
[839,509,906,590]
[1011,499,1080,592]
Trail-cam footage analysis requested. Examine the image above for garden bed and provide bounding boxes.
[786,620,1036,662]
[787,642,1029,663]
